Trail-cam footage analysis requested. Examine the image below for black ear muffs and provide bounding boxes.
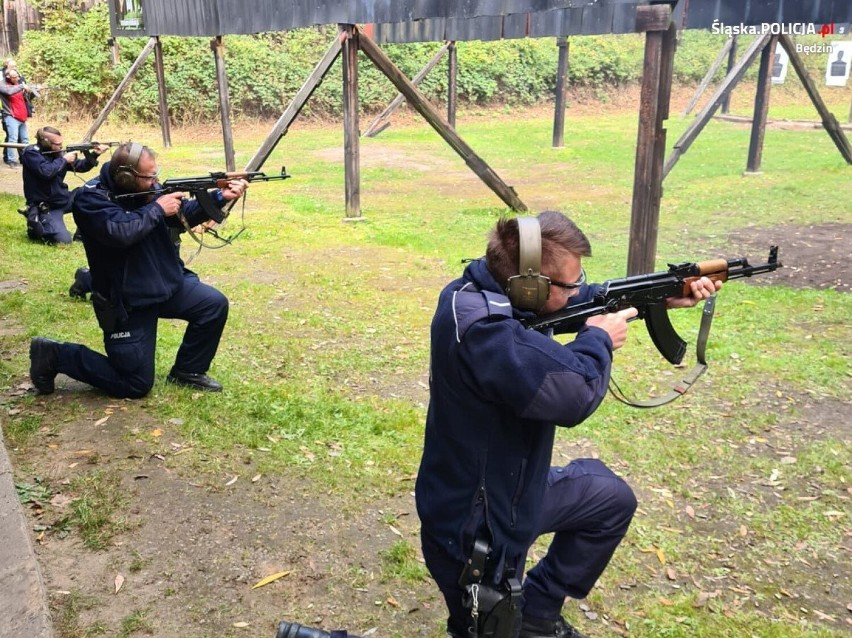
[505,217,550,312]
[113,142,144,192]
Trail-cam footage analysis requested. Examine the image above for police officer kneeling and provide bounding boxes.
[29,142,248,398]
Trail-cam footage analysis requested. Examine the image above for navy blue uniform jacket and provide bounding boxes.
[21,146,99,209]
[416,258,614,582]
[72,162,221,311]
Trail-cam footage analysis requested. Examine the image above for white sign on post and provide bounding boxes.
[771,42,789,85]
[826,41,852,87]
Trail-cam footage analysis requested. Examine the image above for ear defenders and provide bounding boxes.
[113,142,144,192]
[505,216,551,312]
[36,128,53,152]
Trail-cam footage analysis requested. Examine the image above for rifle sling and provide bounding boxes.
[609,294,716,408]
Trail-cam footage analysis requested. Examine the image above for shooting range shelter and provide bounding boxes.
[100,0,852,276]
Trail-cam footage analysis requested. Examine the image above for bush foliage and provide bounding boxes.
[15,3,848,124]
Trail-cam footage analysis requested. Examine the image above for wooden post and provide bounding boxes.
[552,37,569,148]
[153,37,171,149]
[341,24,361,219]
[682,38,732,117]
[627,5,675,277]
[83,37,157,141]
[663,34,770,179]
[246,36,342,172]
[211,36,235,172]
[448,41,458,128]
[779,34,852,164]
[362,42,451,137]
[357,27,527,212]
[721,35,738,114]
[744,35,777,175]
[107,37,120,66]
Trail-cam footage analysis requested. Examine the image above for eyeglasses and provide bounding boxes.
[131,168,160,180]
[549,268,586,292]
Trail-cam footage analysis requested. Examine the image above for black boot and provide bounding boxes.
[520,615,589,638]
[166,368,223,392]
[30,337,60,395]
[68,267,90,300]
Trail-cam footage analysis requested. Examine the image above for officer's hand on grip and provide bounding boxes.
[155,191,185,217]
[586,307,638,351]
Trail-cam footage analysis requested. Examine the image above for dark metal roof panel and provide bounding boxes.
[112,0,598,37]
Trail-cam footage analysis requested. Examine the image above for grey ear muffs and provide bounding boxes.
[113,142,144,192]
[505,216,550,312]
[36,128,54,152]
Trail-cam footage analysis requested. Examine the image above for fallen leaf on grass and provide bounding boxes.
[693,589,720,607]
[389,525,403,537]
[150,428,163,437]
[225,475,238,486]
[232,621,249,628]
[251,474,261,483]
[93,416,110,427]
[685,505,695,519]
[251,570,290,589]
[666,567,677,581]
[114,573,124,594]
[387,596,400,607]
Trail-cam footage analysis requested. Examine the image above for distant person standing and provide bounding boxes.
[0,67,32,168]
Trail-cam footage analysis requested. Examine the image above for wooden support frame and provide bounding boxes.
[245,36,343,172]
[362,42,451,138]
[681,37,732,117]
[552,36,569,148]
[662,34,771,179]
[341,24,361,219]
[356,26,527,211]
[154,37,172,149]
[627,3,675,276]
[744,35,778,174]
[211,36,236,172]
[83,36,157,141]
[721,35,738,114]
[779,34,852,164]
[448,41,458,127]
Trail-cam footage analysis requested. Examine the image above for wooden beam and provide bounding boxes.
[745,35,777,174]
[682,37,732,117]
[107,37,120,67]
[779,34,852,164]
[83,36,157,142]
[721,35,738,114]
[635,4,671,32]
[153,37,172,149]
[448,41,458,127]
[627,20,676,276]
[663,34,770,179]
[552,36,569,148]
[356,27,527,212]
[211,36,235,172]
[245,36,342,172]
[362,42,450,138]
[342,25,361,218]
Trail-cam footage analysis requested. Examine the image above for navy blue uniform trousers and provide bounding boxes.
[422,458,637,636]
[57,273,228,398]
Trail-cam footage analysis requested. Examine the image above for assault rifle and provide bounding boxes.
[525,247,782,406]
[114,168,291,223]
[65,141,122,153]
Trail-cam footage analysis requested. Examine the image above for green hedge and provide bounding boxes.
[15,3,849,124]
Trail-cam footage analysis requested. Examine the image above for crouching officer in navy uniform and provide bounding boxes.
[29,141,248,398]
[417,212,721,638]
[20,126,108,244]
